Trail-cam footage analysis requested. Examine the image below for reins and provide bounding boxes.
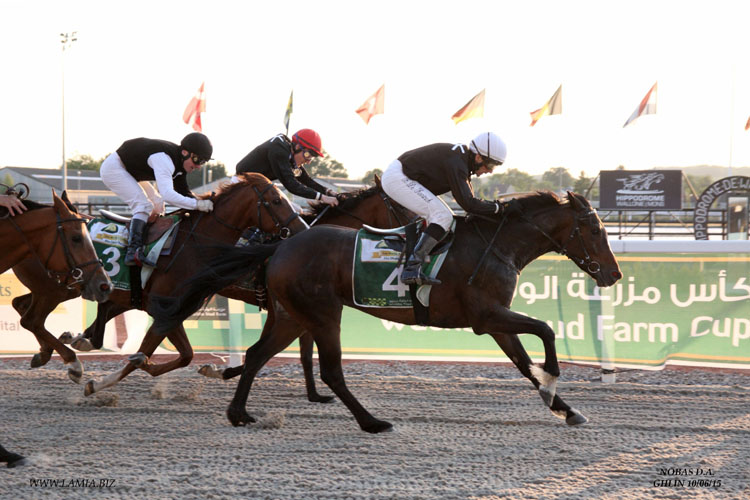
[310,189,415,228]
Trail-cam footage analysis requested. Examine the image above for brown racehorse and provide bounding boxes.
[1,191,111,382]
[79,173,307,396]
[62,178,416,400]
[151,191,623,432]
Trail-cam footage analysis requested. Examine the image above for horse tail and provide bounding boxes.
[149,242,280,334]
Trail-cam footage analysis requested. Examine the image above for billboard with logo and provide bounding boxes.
[600,170,682,210]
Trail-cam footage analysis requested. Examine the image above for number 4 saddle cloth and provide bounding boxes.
[352,225,452,308]
[88,215,180,291]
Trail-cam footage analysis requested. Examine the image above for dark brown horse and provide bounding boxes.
[152,191,623,432]
[64,179,416,400]
[2,191,111,381]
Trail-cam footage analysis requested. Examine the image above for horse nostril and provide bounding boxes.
[100,283,111,292]
[612,271,623,280]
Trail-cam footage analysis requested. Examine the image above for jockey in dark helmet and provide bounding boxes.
[100,132,215,267]
[380,132,510,286]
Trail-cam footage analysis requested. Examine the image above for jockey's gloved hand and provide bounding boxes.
[195,199,214,212]
[496,199,521,217]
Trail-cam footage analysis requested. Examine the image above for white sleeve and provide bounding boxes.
[147,153,198,210]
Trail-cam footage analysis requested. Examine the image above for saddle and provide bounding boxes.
[361,221,454,257]
[99,210,177,246]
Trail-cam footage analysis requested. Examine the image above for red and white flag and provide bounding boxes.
[745,115,750,131]
[356,84,385,124]
[623,82,657,128]
[183,82,206,132]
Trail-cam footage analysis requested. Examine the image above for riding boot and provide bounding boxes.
[401,232,442,286]
[124,219,156,267]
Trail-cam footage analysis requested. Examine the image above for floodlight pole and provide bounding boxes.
[61,32,77,192]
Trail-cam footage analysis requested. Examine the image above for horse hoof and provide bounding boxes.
[566,408,589,426]
[84,380,95,397]
[59,331,74,344]
[197,364,224,379]
[128,353,148,367]
[6,456,28,468]
[71,336,94,352]
[362,420,393,434]
[308,393,335,404]
[30,351,51,368]
[227,406,256,427]
[67,360,84,384]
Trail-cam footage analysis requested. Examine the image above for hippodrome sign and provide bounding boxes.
[693,176,750,240]
[599,170,682,210]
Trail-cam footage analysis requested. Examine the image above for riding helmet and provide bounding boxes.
[292,129,324,157]
[469,132,507,165]
[181,132,213,161]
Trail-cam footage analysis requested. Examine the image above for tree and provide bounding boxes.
[187,162,227,189]
[2,173,15,189]
[65,154,104,171]
[307,154,348,178]
[540,167,574,193]
[361,169,383,186]
[572,171,597,198]
[683,174,712,207]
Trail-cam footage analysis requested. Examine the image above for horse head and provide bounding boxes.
[210,173,308,239]
[561,191,622,287]
[50,191,112,302]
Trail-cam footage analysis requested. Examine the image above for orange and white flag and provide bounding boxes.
[182,82,206,132]
[356,85,385,124]
[623,82,657,128]
[529,85,562,126]
[451,89,485,124]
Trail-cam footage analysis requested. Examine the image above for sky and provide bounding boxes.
[2,0,750,181]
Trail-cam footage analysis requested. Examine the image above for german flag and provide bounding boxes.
[451,89,485,124]
[529,85,562,127]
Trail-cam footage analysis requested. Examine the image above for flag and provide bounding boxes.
[284,90,293,134]
[182,82,206,132]
[451,89,485,124]
[529,85,562,126]
[623,82,657,128]
[355,84,385,124]
[745,115,750,131]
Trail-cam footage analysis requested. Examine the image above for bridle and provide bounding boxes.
[210,181,301,239]
[5,211,103,290]
[517,206,603,274]
[469,202,603,284]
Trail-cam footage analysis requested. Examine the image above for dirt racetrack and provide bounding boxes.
[1,356,748,499]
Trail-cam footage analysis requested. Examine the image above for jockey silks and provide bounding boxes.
[116,138,192,198]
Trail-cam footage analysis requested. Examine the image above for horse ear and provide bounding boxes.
[373,174,382,188]
[52,190,66,212]
[567,191,586,211]
[60,190,79,213]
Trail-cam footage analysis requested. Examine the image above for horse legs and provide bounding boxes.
[63,301,129,351]
[11,294,53,366]
[491,333,587,425]
[472,306,559,407]
[83,324,171,396]
[133,325,193,377]
[226,312,302,426]
[0,443,27,468]
[16,293,84,383]
[314,331,393,434]
[298,332,334,403]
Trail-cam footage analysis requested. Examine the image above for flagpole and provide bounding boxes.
[729,65,735,176]
[60,32,77,192]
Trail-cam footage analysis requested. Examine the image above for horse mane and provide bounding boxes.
[199,172,272,201]
[512,190,566,214]
[302,184,381,222]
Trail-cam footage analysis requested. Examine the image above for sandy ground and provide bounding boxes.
[0,356,748,500]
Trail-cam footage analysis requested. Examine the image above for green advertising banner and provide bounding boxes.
[161,252,750,370]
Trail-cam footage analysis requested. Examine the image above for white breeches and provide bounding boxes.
[100,153,152,221]
[381,160,454,231]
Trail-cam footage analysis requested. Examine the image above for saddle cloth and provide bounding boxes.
[352,228,449,308]
[88,215,180,290]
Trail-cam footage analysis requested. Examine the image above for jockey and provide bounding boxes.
[100,132,215,267]
[236,129,339,209]
[381,132,508,286]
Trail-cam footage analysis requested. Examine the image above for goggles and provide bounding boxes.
[190,153,209,166]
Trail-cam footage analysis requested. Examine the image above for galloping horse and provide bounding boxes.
[78,173,307,395]
[1,191,111,381]
[152,191,622,432]
[64,178,416,400]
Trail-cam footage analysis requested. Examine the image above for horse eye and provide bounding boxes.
[272,198,282,205]
[72,234,83,243]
